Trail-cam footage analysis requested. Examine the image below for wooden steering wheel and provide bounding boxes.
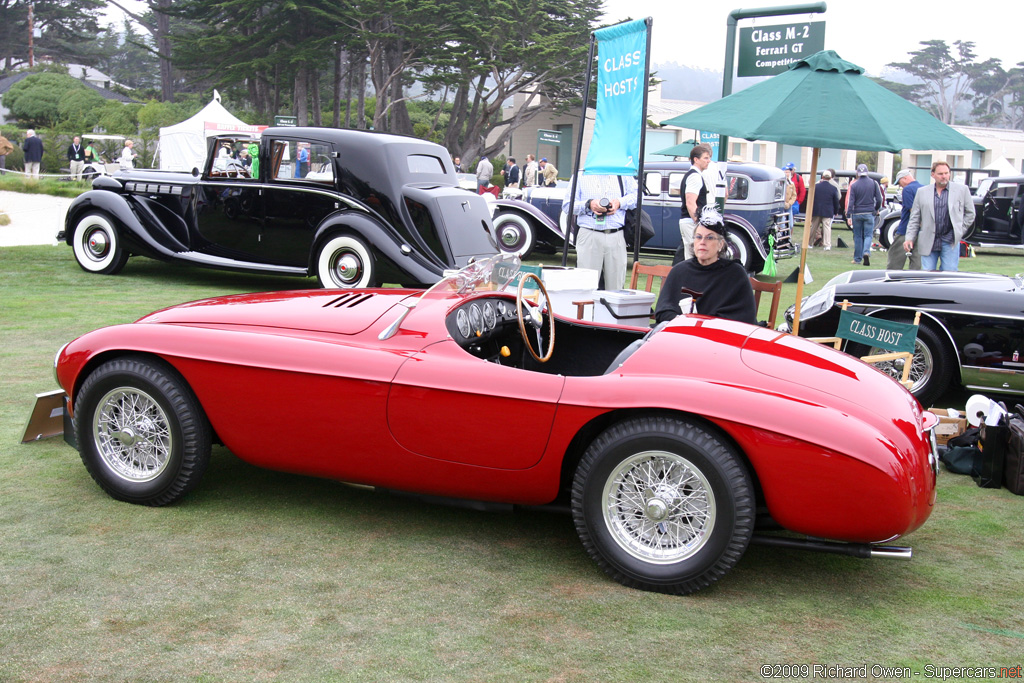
[516,273,555,363]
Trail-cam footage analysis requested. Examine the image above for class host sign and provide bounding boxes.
[737,22,825,77]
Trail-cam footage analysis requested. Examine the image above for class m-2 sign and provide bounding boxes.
[737,21,825,77]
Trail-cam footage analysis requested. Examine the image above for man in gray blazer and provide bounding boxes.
[905,160,976,271]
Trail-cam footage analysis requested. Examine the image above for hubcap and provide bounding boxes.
[87,229,110,259]
[603,451,716,564]
[332,252,361,285]
[93,387,172,482]
[500,225,523,248]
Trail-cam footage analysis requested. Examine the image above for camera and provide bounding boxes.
[598,197,611,212]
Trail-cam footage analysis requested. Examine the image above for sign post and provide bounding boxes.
[717,3,827,161]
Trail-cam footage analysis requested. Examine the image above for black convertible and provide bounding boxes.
[780,269,1024,407]
[57,127,498,288]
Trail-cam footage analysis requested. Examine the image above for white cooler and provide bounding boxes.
[540,266,599,319]
[591,289,656,326]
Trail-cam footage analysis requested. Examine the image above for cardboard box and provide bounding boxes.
[928,408,969,446]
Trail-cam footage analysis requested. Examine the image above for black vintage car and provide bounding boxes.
[780,269,1024,407]
[58,127,498,288]
[963,174,1024,249]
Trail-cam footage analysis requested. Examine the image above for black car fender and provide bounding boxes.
[492,198,566,242]
[63,190,188,258]
[310,211,444,287]
[724,213,769,261]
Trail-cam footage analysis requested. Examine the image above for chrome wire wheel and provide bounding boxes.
[602,450,716,564]
[93,386,173,483]
[868,337,933,393]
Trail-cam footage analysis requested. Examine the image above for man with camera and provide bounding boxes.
[562,172,637,290]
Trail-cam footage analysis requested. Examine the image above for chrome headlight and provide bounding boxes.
[785,286,836,326]
[53,342,70,387]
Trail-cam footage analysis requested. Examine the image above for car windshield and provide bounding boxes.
[379,253,520,339]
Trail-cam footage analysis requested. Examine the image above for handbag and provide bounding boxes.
[624,207,655,248]
[976,419,1007,489]
[617,176,655,248]
[1004,406,1024,495]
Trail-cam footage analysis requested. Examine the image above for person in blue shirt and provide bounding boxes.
[563,172,637,290]
[887,169,923,270]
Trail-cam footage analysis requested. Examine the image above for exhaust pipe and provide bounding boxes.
[751,535,912,560]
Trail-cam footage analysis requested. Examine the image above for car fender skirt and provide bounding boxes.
[492,199,564,240]
[313,214,444,287]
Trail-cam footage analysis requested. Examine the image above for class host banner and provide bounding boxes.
[583,19,648,176]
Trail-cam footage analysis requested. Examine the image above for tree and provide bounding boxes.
[105,0,177,101]
[2,70,89,128]
[0,0,104,73]
[93,20,161,92]
[886,40,988,125]
[431,0,601,163]
[970,60,1024,129]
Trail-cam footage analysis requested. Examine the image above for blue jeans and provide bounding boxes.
[851,213,874,263]
[921,239,959,271]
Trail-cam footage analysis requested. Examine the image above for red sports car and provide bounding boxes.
[53,254,939,594]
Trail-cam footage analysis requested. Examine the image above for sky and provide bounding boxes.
[599,0,1023,77]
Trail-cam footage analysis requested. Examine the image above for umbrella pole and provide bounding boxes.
[791,150,819,336]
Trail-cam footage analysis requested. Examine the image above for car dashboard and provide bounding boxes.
[445,295,530,365]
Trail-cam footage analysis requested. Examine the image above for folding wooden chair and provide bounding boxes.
[749,277,782,328]
[811,300,922,389]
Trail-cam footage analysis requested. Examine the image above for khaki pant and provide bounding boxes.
[576,227,627,290]
[679,218,696,261]
[24,161,40,178]
[70,160,85,180]
[887,234,922,270]
[809,215,833,248]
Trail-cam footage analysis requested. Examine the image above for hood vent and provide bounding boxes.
[323,292,376,309]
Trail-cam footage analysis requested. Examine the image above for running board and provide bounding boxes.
[751,535,912,559]
[177,251,308,275]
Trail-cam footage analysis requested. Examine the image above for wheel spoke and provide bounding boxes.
[93,387,173,482]
[602,451,717,564]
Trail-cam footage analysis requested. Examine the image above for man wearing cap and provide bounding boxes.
[845,164,883,266]
[905,161,975,272]
[655,206,757,325]
[809,170,841,249]
[784,162,806,223]
[540,158,558,187]
[563,171,637,290]
[676,143,713,263]
[887,169,923,270]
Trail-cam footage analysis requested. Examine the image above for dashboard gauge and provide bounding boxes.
[456,308,471,338]
[496,301,508,318]
[483,302,497,329]
[469,303,483,333]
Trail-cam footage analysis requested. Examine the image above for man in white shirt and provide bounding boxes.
[677,144,712,262]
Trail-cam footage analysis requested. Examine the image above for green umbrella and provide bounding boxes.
[661,50,983,334]
[661,51,982,153]
[652,140,698,157]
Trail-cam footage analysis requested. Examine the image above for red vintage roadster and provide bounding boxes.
[53,254,938,594]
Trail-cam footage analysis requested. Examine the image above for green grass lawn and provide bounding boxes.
[2,243,1024,681]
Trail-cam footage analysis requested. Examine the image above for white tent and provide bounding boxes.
[158,91,266,171]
